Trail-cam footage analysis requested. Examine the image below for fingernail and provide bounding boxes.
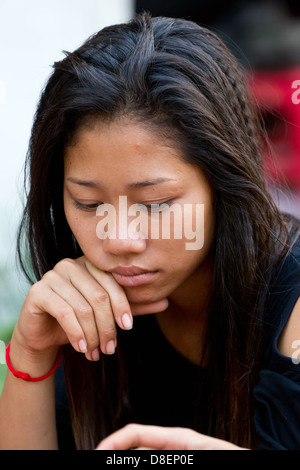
[106,340,115,355]
[122,313,133,330]
[91,347,100,361]
[78,339,87,353]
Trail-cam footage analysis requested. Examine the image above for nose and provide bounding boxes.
[97,201,148,256]
[102,232,147,255]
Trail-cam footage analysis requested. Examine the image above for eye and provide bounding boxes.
[141,200,174,212]
[73,201,102,211]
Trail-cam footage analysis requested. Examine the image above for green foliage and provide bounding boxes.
[0,262,28,394]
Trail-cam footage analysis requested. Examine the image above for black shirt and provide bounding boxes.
[254,238,300,449]
[55,239,300,449]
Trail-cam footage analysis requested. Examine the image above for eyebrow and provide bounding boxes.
[66,177,175,189]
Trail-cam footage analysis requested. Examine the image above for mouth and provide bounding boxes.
[109,266,159,287]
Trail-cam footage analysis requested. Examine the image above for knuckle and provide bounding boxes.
[124,423,139,434]
[28,281,40,295]
[26,281,46,303]
[100,325,116,340]
[93,289,110,305]
[76,304,93,319]
[54,257,75,272]
[87,337,100,350]
[57,305,73,320]
[41,269,57,283]
[124,423,135,430]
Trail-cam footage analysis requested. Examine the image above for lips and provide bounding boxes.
[110,266,153,276]
[109,266,158,287]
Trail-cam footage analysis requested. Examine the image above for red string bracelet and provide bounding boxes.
[5,342,63,382]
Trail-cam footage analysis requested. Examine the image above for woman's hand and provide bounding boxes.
[96,424,247,450]
[13,256,168,361]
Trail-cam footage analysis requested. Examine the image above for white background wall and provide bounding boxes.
[0,0,133,325]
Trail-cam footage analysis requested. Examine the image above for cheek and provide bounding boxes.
[150,199,214,257]
[64,208,80,239]
[169,206,214,273]
[65,210,97,251]
[174,201,214,254]
[156,237,201,275]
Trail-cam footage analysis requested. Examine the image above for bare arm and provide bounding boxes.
[0,256,168,450]
[278,296,300,359]
[0,336,59,449]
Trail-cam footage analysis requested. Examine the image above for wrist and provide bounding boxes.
[8,333,61,380]
[11,322,60,357]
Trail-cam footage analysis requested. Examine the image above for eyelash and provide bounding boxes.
[73,201,101,211]
[73,200,174,212]
[142,200,174,212]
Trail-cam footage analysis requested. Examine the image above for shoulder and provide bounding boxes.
[254,234,300,449]
[277,237,300,358]
[278,296,300,359]
[265,235,300,363]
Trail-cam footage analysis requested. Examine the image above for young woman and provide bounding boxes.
[0,13,300,450]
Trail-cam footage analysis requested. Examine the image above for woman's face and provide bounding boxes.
[63,119,215,308]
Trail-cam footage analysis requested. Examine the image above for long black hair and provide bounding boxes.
[17,13,299,448]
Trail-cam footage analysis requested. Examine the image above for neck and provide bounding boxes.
[169,252,213,319]
[156,253,214,364]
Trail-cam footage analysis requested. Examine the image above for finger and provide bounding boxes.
[43,270,101,354]
[96,424,244,451]
[71,258,168,322]
[130,299,169,316]
[55,259,126,356]
[84,260,134,331]
[86,285,117,356]
[95,424,189,450]
[31,282,88,354]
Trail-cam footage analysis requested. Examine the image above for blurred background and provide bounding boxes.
[0,0,134,390]
[1,0,300,391]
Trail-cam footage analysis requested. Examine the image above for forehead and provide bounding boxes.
[63,119,213,199]
[64,119,188,177]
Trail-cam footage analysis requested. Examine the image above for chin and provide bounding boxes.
[125,282,174,305]
[124,287,158,303]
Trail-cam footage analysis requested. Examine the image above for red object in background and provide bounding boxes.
[248,67,300,190]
